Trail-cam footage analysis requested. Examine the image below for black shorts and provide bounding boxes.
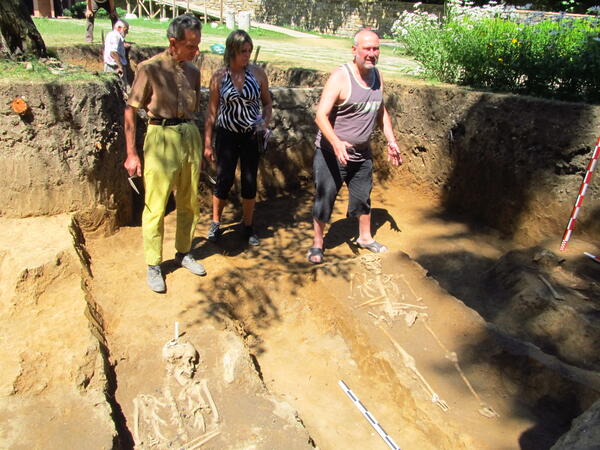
[214,127,260,200]
[312,147,372,223]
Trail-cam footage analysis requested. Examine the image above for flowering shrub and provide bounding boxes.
[392,0,600,102]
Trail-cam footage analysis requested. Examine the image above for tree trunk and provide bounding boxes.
[0,0,47,59]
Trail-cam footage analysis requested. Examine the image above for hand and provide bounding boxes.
[124,154,142,177]
[387,141,403,167]
[109,11,119,20]
[333,139,353,166]
[253,117,266,133]
[85,8,93,18]
[204,145,215,163]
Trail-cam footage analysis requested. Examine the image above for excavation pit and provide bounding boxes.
[1,49,599,449]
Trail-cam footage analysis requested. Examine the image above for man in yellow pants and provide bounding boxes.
[124,14,205,293]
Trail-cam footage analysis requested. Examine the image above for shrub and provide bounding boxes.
[69,2,125,19]
[70,1,87,19]
[392,0,600,102]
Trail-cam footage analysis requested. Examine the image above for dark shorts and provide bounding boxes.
[214,126,260,200]
[312,147,372,223]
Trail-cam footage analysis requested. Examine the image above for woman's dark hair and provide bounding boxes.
[224,29,253,66]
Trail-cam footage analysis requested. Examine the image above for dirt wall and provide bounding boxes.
[0,79,131,224]
[5,51,600,246]
[387,82,600,245]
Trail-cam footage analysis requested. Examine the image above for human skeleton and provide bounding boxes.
[352,254,498,418]
[132,340,221,449]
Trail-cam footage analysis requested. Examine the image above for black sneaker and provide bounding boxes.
[207,221,221,242]
[244,225,260,246]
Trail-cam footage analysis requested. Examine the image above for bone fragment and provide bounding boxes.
[184,429,221,450]
[404,310,418,327]
[399,274,423,302]
[538,274,565,300]
[354,295,387,309]
[201,378,220,423]
[419,315,498,418]
[132,397,141,446]
[379,326,449,411]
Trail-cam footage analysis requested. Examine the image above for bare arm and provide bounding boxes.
[253,65,272,127]
[110,51,123,73]
[124,105,142,176]
[315,67,352,165]
[376,71,402,167]
[86,0,93,17]
[203,70,223,163]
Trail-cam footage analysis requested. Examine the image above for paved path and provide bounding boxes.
[199,33,419,78]
[149,0,319,38]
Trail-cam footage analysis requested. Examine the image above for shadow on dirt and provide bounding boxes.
[439,93,598,242]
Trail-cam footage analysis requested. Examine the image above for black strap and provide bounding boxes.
[148,118,190,126]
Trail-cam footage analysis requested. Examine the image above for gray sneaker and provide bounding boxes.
[244,225,260,246]
[207,221,221,242]
[176,252,206,276]
[147,265,166,293]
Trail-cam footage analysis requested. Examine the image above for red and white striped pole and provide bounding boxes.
[560,136,600,251]
[584,252,600,263]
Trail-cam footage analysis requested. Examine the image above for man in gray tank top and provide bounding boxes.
[307,29,403,264]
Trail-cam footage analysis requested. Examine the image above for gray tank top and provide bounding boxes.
[316,63,382,162]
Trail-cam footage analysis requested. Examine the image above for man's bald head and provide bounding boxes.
[352,29,380,71]
[353,29,380,46]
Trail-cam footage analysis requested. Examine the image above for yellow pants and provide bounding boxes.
[142,122,201,266]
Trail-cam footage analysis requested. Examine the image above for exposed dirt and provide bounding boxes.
[2,50,600,448]
[72,181,600,449]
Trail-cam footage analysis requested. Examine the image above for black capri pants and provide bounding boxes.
[214,127,260,200]
[312,147,373,223]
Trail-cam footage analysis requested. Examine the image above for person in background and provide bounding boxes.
[203,29,272,247]
[85,0,118,43]
[123,14,205,293]
[103,19,129,93]
[307,29,403,264]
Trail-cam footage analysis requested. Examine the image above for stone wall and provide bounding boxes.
[200,0,443,36]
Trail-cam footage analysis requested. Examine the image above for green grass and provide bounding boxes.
[0,58,109,82]
[28,16,417,81]
[33,17,292,48]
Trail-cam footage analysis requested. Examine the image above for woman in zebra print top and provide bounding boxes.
[204,29,272,246]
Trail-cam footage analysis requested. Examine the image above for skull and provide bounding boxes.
[162,340,199,386]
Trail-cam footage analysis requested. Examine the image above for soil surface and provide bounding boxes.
[3,41,600,448]
[82,179,600,449]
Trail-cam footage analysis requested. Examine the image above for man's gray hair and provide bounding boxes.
[223,29,253,66]
[167,14,201,40]
[114,19,129,30]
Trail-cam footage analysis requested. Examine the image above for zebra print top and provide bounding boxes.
[216,68,261,133]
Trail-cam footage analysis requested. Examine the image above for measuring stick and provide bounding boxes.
[584,252,600,264]
[560,137,600,251]
[338,380,401,450]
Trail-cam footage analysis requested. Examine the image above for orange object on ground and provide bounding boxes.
[11,97,29,116]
